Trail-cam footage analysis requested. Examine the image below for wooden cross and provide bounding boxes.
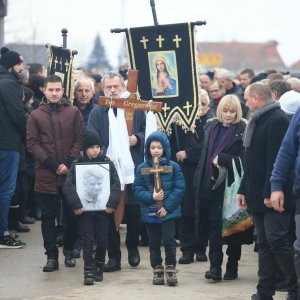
[98,70,162,229]
[99,70,162,135]
[156,34,165,48]
[173,35,182,48]
[140,36,149,49]
[141,155,173,211]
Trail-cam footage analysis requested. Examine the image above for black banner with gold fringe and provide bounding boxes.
[126,22,199,134]
[47,45,75,98]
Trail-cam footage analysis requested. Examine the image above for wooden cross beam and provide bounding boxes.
[98,69,162,135]
[141,155,172,211]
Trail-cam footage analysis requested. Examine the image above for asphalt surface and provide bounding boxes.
[0,222,288,300]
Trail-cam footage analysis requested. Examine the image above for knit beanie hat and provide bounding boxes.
[279,90,300,116]
[0,47,24,69]
[82,130,101,151]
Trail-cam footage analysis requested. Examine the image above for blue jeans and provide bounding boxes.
[0,150,20,237]
[146,219,177,268]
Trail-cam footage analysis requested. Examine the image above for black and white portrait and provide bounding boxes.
[75,163,110,211]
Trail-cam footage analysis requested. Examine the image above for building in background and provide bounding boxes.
[197,40,288,73]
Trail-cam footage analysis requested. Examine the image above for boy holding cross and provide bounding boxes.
[133,131,185,286]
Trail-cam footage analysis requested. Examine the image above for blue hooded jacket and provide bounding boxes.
[133,131,185,222]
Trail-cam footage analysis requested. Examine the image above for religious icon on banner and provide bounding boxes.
[126,22,199,134]
[148,51,179,98]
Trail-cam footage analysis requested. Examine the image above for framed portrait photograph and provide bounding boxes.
[148,50,179,98]
[74,162,110,212]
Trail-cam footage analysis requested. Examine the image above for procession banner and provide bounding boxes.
[126,22,199,134]
[47,45,75,98]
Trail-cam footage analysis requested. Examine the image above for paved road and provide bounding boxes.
[0,222,287,300]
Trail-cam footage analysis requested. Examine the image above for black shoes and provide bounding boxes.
[250,293,273,300]
[196,251,208,262]
[205,266,222,281]
[84,267,95,285]
[223,269,238,280]
[128,248,140,267]
[43,259,59,272]
[178,253,194,264]
[64,251,76,267]
[0,235,25,249]
[95,261,104,282]
[19,216,36,224]
[103,259,121,272]
[10,221,30,233]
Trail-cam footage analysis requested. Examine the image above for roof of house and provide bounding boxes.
[197,40,287,72]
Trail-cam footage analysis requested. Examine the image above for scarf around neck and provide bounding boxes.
[243,100,280,149]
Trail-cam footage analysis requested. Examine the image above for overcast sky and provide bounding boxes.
[4,0,300,68]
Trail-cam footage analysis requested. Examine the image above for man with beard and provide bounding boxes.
[0,47,27,248]
[88,71,145,272]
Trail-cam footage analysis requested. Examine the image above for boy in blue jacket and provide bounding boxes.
[65,130,121,285]
[133,131,185,286]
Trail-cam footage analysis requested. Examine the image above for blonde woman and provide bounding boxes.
[194,95,252,281]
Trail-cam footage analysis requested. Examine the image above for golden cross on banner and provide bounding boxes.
[141,155,173,211]
[183,101,192,116]
[54,56,58,69]
[59,58,63,71]
[65,60,70,72]
[162,102,170,117]
[156,34,165,48]
[140,36,149,49]
[173,34,182,48]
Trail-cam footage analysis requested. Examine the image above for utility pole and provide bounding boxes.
[0,0,7,48]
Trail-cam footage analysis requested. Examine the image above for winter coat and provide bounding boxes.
[87,106,146,205]
[0,65,26,151]
[168,118,204,217]
[238,106,293,213]
[133,131,185,223]
[194,118,246,206]
[64,151,121,212]
[27,100,84,194]
[194,119,254,245]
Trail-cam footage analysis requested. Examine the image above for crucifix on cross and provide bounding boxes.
[141,155,172,211]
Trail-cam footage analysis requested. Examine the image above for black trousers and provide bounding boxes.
[180,215,206,255]
[199,200,223,267]
[253,211,298,297]
[107,204,141,263]
[36,192,78,259]
[146,219,177,268]
[78,211,109,269]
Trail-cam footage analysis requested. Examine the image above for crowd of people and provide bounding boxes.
[1,45,300,299]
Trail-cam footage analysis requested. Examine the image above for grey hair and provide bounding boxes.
[74,76,95,92]
[216,70,235,81]
[101,71,124,86]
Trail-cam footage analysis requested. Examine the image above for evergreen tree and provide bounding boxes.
[86,34,111,71]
